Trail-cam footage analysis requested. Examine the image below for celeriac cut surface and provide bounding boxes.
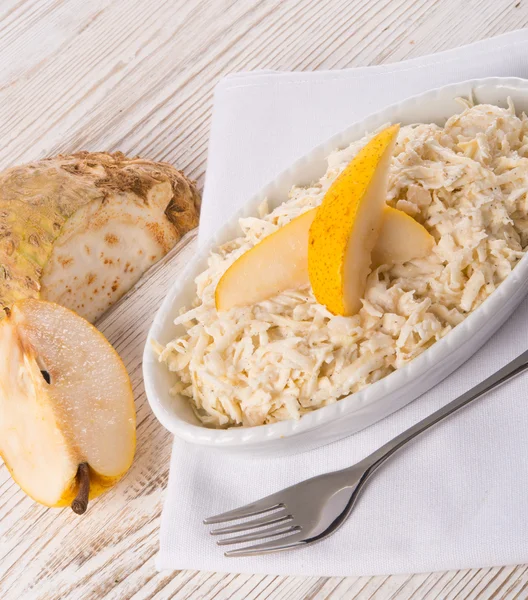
[159,99,528,428]
[0,151,200,323]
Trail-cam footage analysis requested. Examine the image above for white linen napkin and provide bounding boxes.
[158,30,528,576]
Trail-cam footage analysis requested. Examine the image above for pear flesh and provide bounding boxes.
[215,202,433,311]
[0,299,136,512]
[372,205,434,267]
[215,209,316,311]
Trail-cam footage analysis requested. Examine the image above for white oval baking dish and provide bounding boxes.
[143,76,528,456]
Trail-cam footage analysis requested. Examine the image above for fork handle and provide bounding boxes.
[355,348,528,474]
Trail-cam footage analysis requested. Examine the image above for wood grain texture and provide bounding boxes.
[1,1,528,598]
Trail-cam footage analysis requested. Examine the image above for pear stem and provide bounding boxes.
[71,463,90,515]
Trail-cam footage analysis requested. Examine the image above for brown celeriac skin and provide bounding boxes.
[0,151,200,321]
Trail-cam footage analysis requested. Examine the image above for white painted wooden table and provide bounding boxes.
[1,1,528,598]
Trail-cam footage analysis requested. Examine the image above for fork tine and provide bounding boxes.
[210,510,291,535]
[203,494,283,524]
[224,531,306,557]
[217,524,300,546]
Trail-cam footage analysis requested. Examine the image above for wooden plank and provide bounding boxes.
[0,0,527,598]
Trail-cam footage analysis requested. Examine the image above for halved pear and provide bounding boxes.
[372,206,434,267]
[215,199,432,311]
[0,299,136,513]
[308,125,400,315]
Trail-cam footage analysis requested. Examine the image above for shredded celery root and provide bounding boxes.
[159,99,528,428]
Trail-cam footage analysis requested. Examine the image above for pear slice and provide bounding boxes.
[0,299,136,513]
[372,206,434,267]
[308,125,400,315]
[215,200,432,311]
[215,209,316,311]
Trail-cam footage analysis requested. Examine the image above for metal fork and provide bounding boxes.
[204,349,528,557]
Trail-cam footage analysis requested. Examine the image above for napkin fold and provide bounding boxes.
[158,30,528,576]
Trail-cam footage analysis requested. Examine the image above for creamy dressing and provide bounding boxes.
[159,99,528,428]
